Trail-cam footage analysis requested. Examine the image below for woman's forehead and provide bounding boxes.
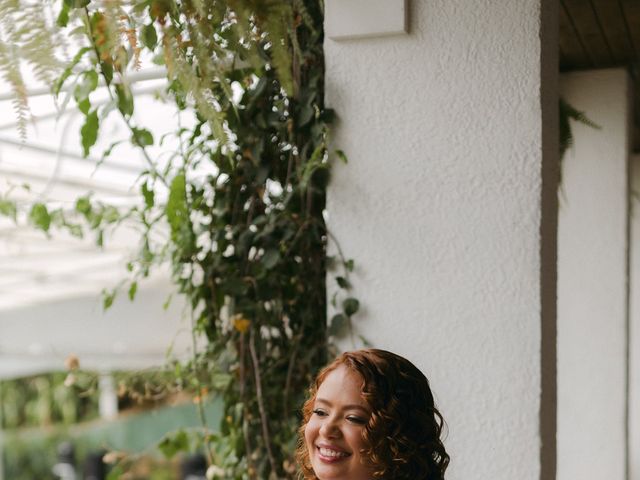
[316,365,368,405]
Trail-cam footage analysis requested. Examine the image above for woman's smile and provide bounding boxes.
[316,443,351,461]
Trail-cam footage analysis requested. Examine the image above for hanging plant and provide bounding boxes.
[1,0,358,478]
[559,97,601,159]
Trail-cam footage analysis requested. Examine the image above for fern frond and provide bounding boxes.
[14,4,63,85]
[188,0,207,21]
[0,4,29,140]
[0,45,29,139]
[187,16,234,102]
[251,1,294,96]
[164,26,228,147]
[560,98,600,130]
[0,0,20,18]
[559,98,601,158]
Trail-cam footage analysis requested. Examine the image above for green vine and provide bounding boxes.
[1,0,358,478]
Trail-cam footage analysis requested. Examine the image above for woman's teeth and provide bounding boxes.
[319,447,349,458]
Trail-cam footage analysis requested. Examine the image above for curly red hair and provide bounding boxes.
[296,349,449,479]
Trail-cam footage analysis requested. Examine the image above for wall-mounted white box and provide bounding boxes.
[325,0,409,41]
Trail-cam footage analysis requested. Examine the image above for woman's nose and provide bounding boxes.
[319,417,341,438]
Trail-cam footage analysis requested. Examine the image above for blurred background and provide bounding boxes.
[1,1,640,479]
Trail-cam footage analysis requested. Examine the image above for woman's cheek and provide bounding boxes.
[304,417,319,445]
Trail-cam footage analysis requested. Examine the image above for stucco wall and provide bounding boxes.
[558,69,631,480]
[631,153,640,480]
[324,1,557,479]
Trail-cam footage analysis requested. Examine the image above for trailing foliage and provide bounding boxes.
[0,0,357,479]
[559,97,601,159]
[0,0,63,139]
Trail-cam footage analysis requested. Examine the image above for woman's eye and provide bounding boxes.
[347,416,366,424]
[312,409,327,417]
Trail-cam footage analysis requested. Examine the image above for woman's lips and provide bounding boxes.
[316,445,351,463]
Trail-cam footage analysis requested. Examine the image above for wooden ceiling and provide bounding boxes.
[560,0,639,151]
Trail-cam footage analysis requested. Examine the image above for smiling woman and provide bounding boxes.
[302,364,373,479]
[296,349,450,480]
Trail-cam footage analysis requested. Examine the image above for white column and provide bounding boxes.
[324,1,558,479]
[98,373,119,420]
[558,69,631,480]
[630,153,640,480]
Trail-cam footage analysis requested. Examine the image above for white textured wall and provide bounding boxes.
[325,1,557,479]
[631,153,640,480]
[558,69,631,480]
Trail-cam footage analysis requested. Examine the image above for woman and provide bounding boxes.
[296,349,449,480]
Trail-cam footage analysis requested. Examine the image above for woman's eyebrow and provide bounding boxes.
[315,398,369,413]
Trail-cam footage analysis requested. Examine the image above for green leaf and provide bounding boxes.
[162,294,173,310]
[320,108,336,123]
[335,276,349,289]
[0,199,17,221]
[261,249,280,270]
[102,289,116,310]
[66,223,83,238]
[141,182,155,209]
[131,128,154,147]
[128,281,138,301]
[75,196,92,216]
[49,208,65,228]
[100,62,113,85]
[29,203,51,232]
[141,24,158,50]
[300,144,326,187]
[74,70,99,103]
[102,206,120,224]
[344,259,354,272]
[54,47,91,95]
[133,0,152,15]
[158,430,189,459]
[86,71,99,91]
[299,103,315,126]
[81,110,99,157]
[335,149,348,164]
[343,297,359,317]
[166,173,187,238]
[329,313,348,337]
[225,277,248,295]
[115,84,134,116]
[77,98,90,115]
[330,292,338,308]
[57,0,70,27]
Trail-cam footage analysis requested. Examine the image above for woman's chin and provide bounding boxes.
[311,460,350,479]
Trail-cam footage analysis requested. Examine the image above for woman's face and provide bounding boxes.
[304,365,374,480]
